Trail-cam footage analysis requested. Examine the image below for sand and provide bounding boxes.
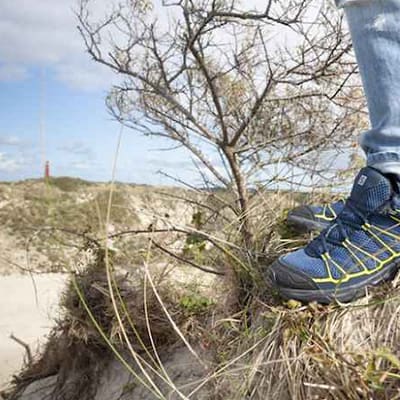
[0,273,66,391]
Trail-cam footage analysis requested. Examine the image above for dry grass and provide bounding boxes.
[211,282,400,399]
[204,191,400,400]
[0,179,204,274]
[3,178,400,399]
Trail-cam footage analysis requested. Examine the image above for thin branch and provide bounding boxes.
[151,239,225,276]
[10,334,33,365]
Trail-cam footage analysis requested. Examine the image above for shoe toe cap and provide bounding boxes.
[268,256,319,291]
[288,205,315,221]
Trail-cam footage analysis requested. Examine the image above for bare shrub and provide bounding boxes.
[77,0,365,246]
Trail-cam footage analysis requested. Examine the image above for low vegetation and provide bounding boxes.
[1,178,399,399]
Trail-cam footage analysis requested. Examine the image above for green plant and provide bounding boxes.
[179,294,215,316]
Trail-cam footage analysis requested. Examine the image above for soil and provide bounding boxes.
[15,346,213,400]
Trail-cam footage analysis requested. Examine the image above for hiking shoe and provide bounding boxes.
[287,199,345,232]
[269,167,400,304]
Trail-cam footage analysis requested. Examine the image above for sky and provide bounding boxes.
[0,0,346,187]
[0,0,196,184]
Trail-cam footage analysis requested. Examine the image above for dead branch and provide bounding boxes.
[10,334,33,366]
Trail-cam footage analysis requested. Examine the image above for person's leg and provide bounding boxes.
[339,0,400,175]
[268,0,400,303]
[285,0,400,235]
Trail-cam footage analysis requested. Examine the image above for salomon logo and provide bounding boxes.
[358,175,367,186]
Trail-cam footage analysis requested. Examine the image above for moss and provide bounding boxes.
[179,293,215,315]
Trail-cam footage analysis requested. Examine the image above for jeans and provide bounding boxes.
[336,0,400,175]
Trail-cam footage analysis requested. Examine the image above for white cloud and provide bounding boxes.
[0,152,24,172]
[0,0,115,90]
[58,141,94,158]
[147,157,193,170]
[0,1,80,63]
[54,61,116,92]
[0,0,302,91]
[0,135,25,146]
[71,161,92,170]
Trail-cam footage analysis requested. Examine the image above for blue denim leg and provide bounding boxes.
[335,0,371,8]
[338,0,400,175]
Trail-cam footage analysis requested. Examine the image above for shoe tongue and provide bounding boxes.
[306,167,395,257]
[348,167,393,212]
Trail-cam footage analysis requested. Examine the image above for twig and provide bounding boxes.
[151,239,225,276]
[10,334,33,365]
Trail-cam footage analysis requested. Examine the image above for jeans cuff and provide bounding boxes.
[367,152,400,175]
[335,0,370,8]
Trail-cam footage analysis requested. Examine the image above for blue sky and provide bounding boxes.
[0,0,195,184]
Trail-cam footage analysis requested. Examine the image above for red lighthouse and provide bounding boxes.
[44,161,50,179]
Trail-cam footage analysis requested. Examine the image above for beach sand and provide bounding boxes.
[0,274,66,391]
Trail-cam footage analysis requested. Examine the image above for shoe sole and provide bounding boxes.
[270,260,399,304]
[286,215,327,233]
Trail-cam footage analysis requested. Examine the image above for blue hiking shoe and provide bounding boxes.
[287,199,345,232]
[269,167,400,304]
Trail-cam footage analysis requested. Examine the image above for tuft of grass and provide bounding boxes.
[4,245,216,400]
[210,281,400,400]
